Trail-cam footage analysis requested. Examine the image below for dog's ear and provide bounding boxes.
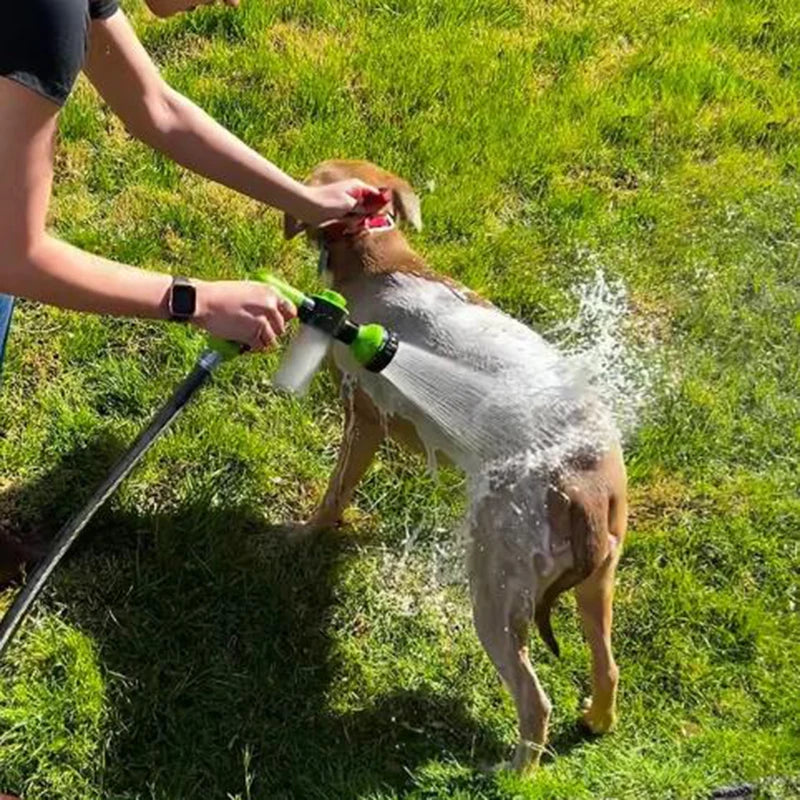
[283,212,305,240]
[389,179,423,231]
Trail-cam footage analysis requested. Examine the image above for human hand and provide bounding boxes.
[297,180,386,228]
[193,280,296,351]
[145,0,240,19]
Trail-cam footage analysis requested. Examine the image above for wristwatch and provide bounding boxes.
[168,276,197,321]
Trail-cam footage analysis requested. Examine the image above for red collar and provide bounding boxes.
[319,186,394,243]
[320,212,395,243]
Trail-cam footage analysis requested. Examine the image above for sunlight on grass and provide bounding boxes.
[1,0,799,797]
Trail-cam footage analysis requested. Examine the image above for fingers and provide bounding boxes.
[345,180,379,208]
[258,317,278,350]
[195,280,298,353]
[248,318,277,352]
[345,179,379,196]
[264,288,296,331]
[265,286,297,321]
[265,303,287,337]
[301,180,386,228]
[277,296,296,321]
[345,180,390,216]
[249,290,296,352]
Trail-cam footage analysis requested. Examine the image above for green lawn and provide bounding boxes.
[1,0,799,797]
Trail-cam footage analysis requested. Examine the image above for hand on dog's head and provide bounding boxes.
[283,160,422,241]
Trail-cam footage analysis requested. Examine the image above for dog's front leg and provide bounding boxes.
[304,396,385,533]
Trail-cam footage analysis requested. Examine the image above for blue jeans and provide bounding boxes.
[0,294,14,377]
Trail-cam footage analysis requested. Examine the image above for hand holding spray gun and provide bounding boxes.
[208,270,398,387]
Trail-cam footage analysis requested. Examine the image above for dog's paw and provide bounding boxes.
[283,517,340,542]
[510,740,543,774]
[580,697,616,734]
[483,740,543,775]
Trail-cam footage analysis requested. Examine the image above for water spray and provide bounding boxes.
[0,272,399,659]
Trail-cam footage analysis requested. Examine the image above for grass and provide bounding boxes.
[1,0,799,797]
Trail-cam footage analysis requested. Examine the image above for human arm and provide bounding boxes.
[145,0,239,18]
[84,11,374,227]
[0,76,293,350]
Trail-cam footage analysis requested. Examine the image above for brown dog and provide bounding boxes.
[284,160,628,772]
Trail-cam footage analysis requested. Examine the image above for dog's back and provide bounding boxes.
[337,271,555,375]
[332,271,616,474]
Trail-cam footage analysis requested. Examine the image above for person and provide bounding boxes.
[0,0,379,366]
[0,5,381,754]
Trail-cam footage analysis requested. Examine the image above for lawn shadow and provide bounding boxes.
[0,431,128,586]
[1,436,506,799]
[543,719,597,765]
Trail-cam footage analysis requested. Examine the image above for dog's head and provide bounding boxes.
[283,160,423,241]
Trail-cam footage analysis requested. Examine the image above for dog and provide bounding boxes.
[283,160,628,772]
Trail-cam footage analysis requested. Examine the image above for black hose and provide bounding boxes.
[709,785,755,799]
[0,349,224,658]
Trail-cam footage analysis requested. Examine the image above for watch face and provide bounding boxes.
[171,283,196,317]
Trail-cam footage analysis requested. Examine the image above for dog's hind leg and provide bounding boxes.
[304,389,385,533]
[470,538,551,772]
[575,490,626,734]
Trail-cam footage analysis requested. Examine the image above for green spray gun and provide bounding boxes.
[0,272,398,659]
[209,271,398,392]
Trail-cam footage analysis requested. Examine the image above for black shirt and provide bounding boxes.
[0,0,120,106]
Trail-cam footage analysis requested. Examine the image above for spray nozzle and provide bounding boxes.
[297,288,398,373]
[209,272,398,393]
[350,323,399,373]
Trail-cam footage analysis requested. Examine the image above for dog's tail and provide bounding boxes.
[534,490,618,658]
